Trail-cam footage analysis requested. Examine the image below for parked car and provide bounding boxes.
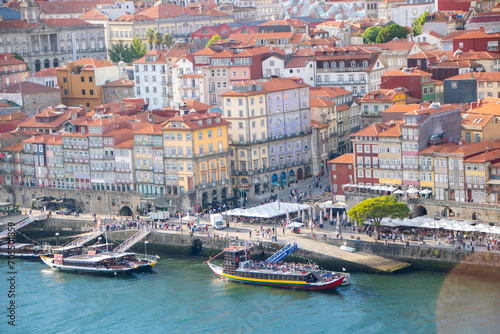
[55,208,72,215]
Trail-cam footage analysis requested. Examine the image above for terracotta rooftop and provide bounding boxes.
[310,97,336,107]
[78,8,109,21]
[222,78,308,97]
[102,78,134,87]
[446,72,500,81]
[1,82,59,94]
[163,112,230,131]
[328,153,353,165]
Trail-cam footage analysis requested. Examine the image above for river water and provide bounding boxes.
[1,257,499,333]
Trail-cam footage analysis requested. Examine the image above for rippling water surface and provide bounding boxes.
[1,258,499,333]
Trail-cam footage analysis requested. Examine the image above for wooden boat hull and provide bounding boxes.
[40,256,139,276]
[208,263,344,290]
[0,252,51,258]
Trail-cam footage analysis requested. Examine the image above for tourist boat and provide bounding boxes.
[207,242,348,290]
[40,244,159,276]
[0,243,51,258]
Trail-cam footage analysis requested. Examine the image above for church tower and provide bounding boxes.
[20,0,40,25]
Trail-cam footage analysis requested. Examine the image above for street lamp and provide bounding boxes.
[55,232,60,246]
[145,241,149,257]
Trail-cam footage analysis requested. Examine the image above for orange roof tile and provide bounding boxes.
[310,97,336,107]
[328,153,353,164]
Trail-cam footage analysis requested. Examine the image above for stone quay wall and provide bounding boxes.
[345,192,500,226]
[314,236,500,274]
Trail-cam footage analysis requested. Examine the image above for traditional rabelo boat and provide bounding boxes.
[40,243,158,276]
[0,234,51,258]
[207,242,349,290]
[0,242,51,258]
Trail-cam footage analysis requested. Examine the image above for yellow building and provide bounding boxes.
[464,150,500,203]
[162,112,231,209]
[377,121,403,186]
[463,98,500,143]
[56,58,120,109]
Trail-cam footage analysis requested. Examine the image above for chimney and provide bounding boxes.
[120,102,125,111]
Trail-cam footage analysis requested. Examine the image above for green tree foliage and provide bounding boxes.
[108,40,132,63]
[363,26,383,44]
[162,33,174,50]
[154,32,163,50]
[145,28,155,50]
[347,195,409,239]
[413,12,429,36]
[129,37,146,61]
[206,34,222,48]
[375,24,411,43]
[12,52,25,62]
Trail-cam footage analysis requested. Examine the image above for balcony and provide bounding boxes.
[230,130,311,146]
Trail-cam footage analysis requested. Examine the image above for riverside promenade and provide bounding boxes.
[12,209,410,273]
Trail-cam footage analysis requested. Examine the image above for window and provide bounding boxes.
[487,41,499,51]
[451,81,457,89]
[81,76,85,82]
[90,89,94,95]
[82,89,86,95]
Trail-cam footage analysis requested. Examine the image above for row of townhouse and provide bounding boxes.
[0,112,233,210]
[329,100,500,204]
[134,45,389,110]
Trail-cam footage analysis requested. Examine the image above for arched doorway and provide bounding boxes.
[414,206,427,217]
[202,192,208,208]
[271,174,278,190]
[44,59,50,69]
[289,170,295,184]
[305,166,312,178]
[221,188,227,200]
[297,168,304,181]
[280,171,286,187]
[119,206,133,216]
[263,175,269,193]
[53,58,59,67]
[254,177,261,195]
[212,189,218,207]
[472,212,480,221]
[35,59,41,72]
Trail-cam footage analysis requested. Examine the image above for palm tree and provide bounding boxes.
[145,28,155,51]
[162,33,174,50]
[154,32,163,50]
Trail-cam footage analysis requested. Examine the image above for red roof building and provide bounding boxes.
[453,29,500,54]
[328,153,354,196]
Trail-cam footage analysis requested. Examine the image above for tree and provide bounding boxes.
[413,12,428,36]
[347,195,409,239]
[206,34,222,48]
[108,40,132,63]
[12,52,25,62]
[375,24,411,43]
[162,33,174,50]
[154,32,163,50]
[145,28,155,50]
[129,37,146,61]
[363,26,382,44]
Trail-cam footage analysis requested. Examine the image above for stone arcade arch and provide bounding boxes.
[119,206,133,216]
[280,171,286,186]
[297,168,304,180]
[202,192,209,208]
[413,206,427,218]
